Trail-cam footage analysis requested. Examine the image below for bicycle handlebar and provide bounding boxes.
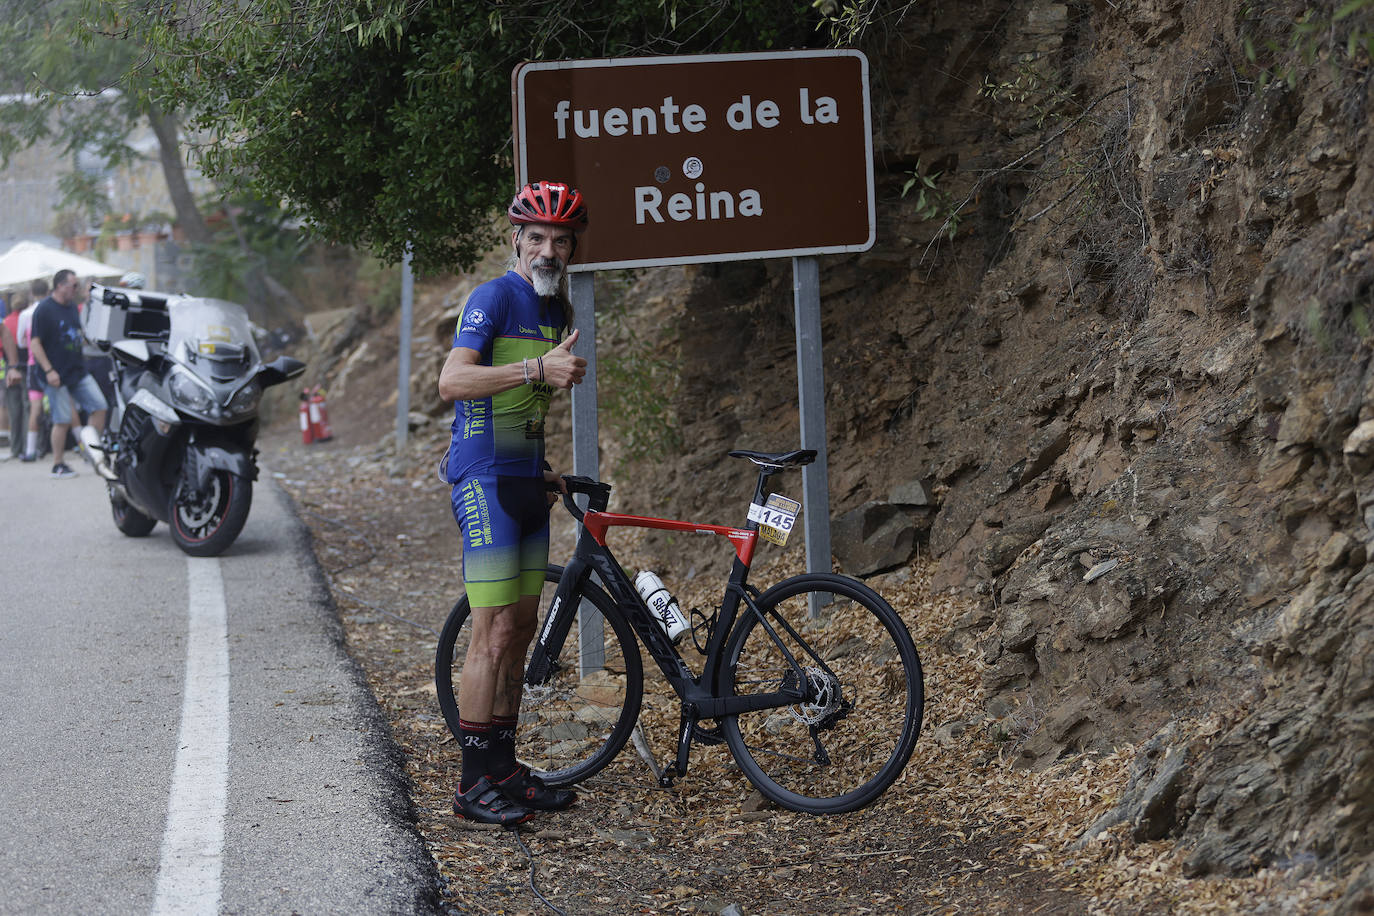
[559,475,612,522]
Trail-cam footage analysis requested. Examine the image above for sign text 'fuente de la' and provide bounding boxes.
[513,50,874,270]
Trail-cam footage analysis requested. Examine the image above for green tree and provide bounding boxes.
[0,0,211,241]
[106,0,824,274]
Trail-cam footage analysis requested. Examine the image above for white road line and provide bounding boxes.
[151,557,230,916]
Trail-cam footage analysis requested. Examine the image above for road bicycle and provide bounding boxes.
[434,448,924,814]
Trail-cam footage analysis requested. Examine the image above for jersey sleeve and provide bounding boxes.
[453,284,502,357]
[30,303,52,346]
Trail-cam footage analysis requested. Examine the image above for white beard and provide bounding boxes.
[531,265,564,297]
[532,271,561,297]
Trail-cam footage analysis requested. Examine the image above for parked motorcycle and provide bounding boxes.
[84,284,306,557]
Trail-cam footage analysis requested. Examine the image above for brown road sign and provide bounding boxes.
[513,50,874,270]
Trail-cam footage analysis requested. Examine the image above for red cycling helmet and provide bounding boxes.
[508,180,589,231]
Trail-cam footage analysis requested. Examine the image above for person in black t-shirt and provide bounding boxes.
[28,270,108,479]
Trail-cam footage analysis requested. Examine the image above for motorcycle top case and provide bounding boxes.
[84,285,174,347]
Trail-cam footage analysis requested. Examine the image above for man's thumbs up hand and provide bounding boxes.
[541,328,586,388]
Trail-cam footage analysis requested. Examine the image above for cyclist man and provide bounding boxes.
[437,180,589,825]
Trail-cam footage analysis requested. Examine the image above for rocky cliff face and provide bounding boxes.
[309,0,1373,903]
[590,0,1374,898]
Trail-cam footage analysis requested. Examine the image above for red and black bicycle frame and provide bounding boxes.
[524,472,814,782]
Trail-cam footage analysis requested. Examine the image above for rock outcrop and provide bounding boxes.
[597,0,1374,889]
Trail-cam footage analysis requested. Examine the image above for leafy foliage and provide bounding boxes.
[595,270,683,465]
[106,0,825,274]
[810,0,917,47]
[0,0,149,224]
[1240,0,1374,89]
[0,0,221,247]
[900,156,959,241]
[187,194,311,303]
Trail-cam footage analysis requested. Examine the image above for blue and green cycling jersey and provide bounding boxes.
[444,271,567,482]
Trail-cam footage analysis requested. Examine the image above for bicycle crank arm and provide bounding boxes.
[673,709,699,782]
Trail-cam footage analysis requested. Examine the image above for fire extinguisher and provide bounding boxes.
[299,389,314,445]
[309,387,334,442]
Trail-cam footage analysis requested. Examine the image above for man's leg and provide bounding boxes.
[24,389,41,459]
[5,383,25,457]
[492,594,540,716]
[50,419,68,465]
[483,500,575,811]
[72,376,109,474]
[452,600,537,825]
[43,381,73,467]
[458,600,537,741]
[488,593,540,777]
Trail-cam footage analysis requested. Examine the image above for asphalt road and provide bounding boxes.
[0,447,440,915]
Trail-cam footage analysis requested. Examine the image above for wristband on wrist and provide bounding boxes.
[521,357,530,384]
[537,356,544,383]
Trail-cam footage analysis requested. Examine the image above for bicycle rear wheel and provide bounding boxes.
[434,566,643,787]
[721,573,923,814]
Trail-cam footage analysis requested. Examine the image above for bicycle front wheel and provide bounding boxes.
[721,573,924,814]
[434,566,643,787]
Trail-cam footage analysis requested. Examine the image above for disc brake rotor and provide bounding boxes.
[177,475,222,528]
[789,666,842,726]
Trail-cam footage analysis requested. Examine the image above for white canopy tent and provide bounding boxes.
[0,241,124,289]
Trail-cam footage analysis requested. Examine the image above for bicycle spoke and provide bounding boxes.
[723,575,923,814]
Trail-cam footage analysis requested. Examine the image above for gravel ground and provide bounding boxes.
[261,424,1342,916]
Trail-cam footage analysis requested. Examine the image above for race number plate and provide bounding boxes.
[748,494,801,546]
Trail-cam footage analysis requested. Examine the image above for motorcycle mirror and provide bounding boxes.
[258,355,307,387]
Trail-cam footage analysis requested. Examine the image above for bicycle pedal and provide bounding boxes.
[658,767,680,788]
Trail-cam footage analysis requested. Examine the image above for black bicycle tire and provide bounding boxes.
[434,565,644,787]
[720,572,924,814]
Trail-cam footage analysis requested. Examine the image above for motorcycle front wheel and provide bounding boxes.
[168,470,252,557]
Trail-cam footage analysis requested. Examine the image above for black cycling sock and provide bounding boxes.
[490,714,518,778]
[458,719,492,790]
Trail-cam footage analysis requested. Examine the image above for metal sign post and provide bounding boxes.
[395,245,414,449]
[569,272,605,672]
[793,255,832,617]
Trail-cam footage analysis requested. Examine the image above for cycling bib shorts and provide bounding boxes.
[452,474,550,607]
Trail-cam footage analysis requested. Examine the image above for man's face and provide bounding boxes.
[53,275,81,304]
[513,224,575,297]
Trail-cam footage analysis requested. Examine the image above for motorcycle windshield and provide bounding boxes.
[167,299,261,380]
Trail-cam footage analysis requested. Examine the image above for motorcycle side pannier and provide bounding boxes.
[84,285,173,347]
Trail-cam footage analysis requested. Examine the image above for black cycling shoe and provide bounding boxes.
[453,776,534,827]
[494,765,578,811]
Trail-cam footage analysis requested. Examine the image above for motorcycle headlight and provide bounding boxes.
[169,368,215,413]
[225,380,262,417]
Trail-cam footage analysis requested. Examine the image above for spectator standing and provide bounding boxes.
[16,281,46,462]
[28,270,108,478]
[2,294,28,460]
[1,316,21,460]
